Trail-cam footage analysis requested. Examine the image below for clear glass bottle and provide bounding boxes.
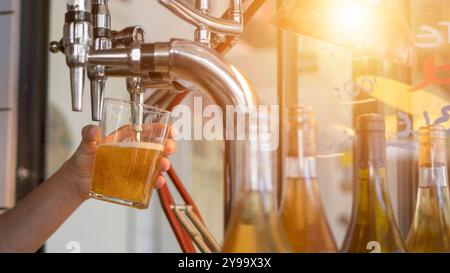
[341,114,406,253]
[222,112,290,253]
[406,125,450,252]
[279,106,337,252]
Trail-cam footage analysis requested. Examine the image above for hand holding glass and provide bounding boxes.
[90,98,171,209]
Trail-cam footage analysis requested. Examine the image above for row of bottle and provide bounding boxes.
[221,106,450,253]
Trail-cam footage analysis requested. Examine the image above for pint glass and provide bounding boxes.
[90,98,171,209]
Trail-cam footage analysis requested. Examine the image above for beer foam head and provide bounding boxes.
[99,142,164,151]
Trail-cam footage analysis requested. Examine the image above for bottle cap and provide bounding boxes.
[419,125,447,167]
[356,114,385,133]
[356,113,386,168]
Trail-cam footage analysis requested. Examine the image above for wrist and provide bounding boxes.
[61,159,91,203]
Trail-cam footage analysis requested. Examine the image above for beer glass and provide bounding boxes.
[90,98,171,209]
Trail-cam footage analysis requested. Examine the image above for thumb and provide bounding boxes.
[76,125,99,156]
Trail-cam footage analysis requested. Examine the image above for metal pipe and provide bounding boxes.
[88,48,131,67]
[185,207,221,252]
[229,0,242,24]
[152,39,259,225]
[159,0,243,35]
[195,0,210,12]
[147,0,263,108]
[173,206,212,253]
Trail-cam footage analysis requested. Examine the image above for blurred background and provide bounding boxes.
[0,0,449,252]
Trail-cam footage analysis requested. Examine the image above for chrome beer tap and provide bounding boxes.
[113,26,147,140]
[64,0,93,112]
[89,0,112,121]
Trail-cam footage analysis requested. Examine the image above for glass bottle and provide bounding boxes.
[222,111,290,253]
[279,106,337,252]
[406,125,450,252]
[341,114,406,253]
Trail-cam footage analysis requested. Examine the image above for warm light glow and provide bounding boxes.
[327,1,375,51]
[336,4,366,27]
[272,0,416,66]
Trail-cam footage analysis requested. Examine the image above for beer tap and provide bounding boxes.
[89,0,112,121]
[63,0,93,112]
[114,26,147,141]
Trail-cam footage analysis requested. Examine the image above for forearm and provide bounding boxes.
[0,161,85,252]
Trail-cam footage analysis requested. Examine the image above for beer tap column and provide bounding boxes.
[63,0,93,111]
[89,0,112,121]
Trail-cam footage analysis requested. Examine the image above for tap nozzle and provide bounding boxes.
[90,79,105,120]
[127,76,144,141]
[70,66,86,111]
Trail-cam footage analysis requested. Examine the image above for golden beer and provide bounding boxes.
[90,142,164,209]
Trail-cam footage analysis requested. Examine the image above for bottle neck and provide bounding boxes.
[418,165,448,187]
[233,113,277,213]
[285,156,317,179]
[418,126,448,187]
[283,117,320,207]
[354,129,387,193]
[285,112,317,179]
[356,129,386,170]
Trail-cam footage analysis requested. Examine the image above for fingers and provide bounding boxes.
[159,157,171,173]
[167,126,177,139]
[164,139,176,156]
[154,175,165,188]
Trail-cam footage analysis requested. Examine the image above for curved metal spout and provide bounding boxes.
[160,40,258,107]
[152,39,259,225]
